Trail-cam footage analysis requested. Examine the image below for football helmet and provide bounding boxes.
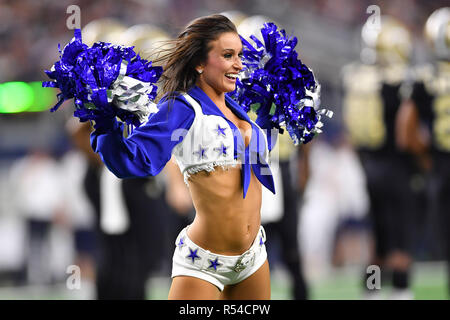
[424,7,450,60]
[81,18,127,46]
[360,15,412,66]
[119,24,171,62]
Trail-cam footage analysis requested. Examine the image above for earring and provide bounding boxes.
[197,69,203,74]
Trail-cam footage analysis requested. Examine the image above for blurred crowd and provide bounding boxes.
[0,0,449,300]
[0,0,447,83]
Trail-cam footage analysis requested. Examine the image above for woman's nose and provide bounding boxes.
[234,57,243,70]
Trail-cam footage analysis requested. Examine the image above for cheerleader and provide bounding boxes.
[91,14,275,299]
[44,13,326,300]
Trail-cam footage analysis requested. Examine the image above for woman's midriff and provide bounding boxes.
[186,165,262,255]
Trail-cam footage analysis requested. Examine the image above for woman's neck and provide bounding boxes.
[196,81,226,108]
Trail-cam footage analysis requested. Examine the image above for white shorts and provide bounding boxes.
[171,225,267,291]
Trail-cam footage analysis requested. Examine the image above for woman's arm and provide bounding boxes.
[396,99,429,155]
[90,98,195,179]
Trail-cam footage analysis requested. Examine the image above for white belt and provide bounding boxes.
[175,226,266,273]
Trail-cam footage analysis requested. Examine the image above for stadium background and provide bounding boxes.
[0,0,448,299]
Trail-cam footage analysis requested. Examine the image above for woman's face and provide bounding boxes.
[197,32,243,94]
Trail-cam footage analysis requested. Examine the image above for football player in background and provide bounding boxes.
[342,16,418,299]
[397,7,450,297]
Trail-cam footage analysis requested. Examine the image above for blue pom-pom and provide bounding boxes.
[42,29,163,127]
[231,23,332,145]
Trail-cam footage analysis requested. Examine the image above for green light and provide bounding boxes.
[0,81,58,113]
[0,82,34,113]
[28,82,56,112]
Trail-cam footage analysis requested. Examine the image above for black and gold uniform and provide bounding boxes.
[342,62,416,268]
[408,61,450,268]
[399,7,450,295]
[342,16,421,298]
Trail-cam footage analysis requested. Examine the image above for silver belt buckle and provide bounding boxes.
[234,250,255,273]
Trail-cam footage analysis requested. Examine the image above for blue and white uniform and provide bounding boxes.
[90,85,277,290]
[91,85,277,198]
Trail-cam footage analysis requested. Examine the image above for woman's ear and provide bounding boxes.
[196,62,204,74]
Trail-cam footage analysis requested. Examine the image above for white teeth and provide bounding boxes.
[225,73,238,79]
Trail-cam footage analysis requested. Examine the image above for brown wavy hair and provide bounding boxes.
[152,14,238,102]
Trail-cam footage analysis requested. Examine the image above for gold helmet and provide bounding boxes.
[361,15,412,66]
[81,18,127,46]
[220,10,248,28]
[424,7,450,60]
[119,24,171,62]
[236,15,280,42]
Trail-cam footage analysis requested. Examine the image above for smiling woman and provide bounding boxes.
[90,14,276,300]
[195,32,243,96]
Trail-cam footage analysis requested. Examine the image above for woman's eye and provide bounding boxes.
[238,53,243,58]
[224,53,232,59]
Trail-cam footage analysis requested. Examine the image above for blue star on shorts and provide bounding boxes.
[187,248,200,263]
[177,237,185,250]
[208,257,222,271]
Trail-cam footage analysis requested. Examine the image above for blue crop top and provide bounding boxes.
[90,85,277,198]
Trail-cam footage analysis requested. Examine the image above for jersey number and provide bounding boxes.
[433,94,450,152]
[344,92,386,149]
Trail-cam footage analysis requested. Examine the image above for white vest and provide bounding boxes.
[172,94,242,185]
